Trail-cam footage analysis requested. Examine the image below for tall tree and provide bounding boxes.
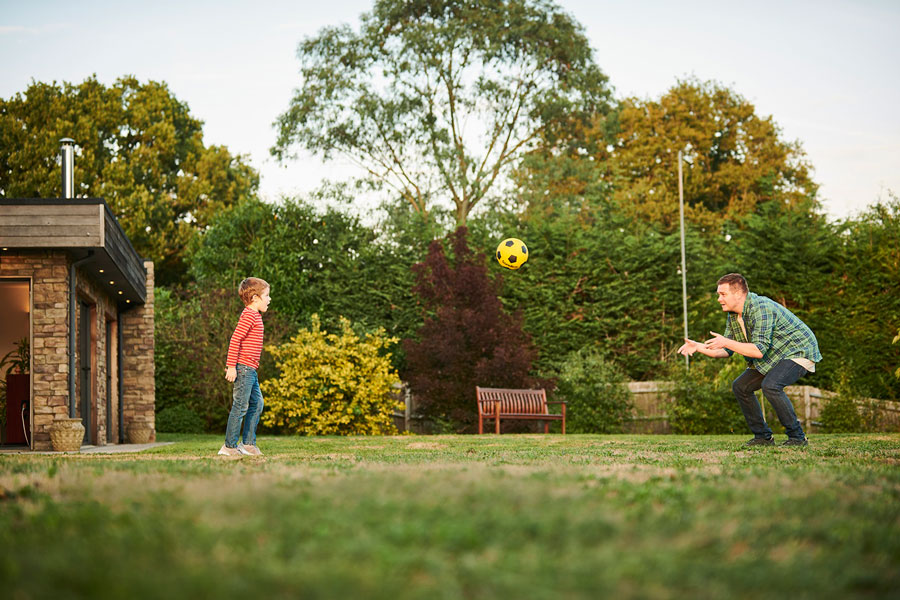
[402,227,542,431]
[518,78,818,231]
[609,79,818,230]
[272,0,612,225]
[0,76,258,285]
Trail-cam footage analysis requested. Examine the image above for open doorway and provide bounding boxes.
[76,299,97,445]
[0,279,31,448]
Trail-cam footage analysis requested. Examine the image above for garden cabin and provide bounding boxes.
[0,141,155,450]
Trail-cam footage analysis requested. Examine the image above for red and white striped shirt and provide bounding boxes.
[225,307,265,370]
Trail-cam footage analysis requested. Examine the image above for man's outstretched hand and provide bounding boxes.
[678,338,705,356]
[704,331,729,351]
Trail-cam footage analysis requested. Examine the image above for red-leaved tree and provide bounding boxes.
[402,227,545,432]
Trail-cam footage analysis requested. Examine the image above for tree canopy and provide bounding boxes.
[0,76,259,284]
[272,0,612,225]
[608,79,817,230]
[518,78,818,232]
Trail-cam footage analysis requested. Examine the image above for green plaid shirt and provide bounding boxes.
[723,292,822,375]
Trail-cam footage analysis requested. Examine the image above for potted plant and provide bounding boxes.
[2,337,31,445]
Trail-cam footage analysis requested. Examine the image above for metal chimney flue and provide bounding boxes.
[60,137,76,199]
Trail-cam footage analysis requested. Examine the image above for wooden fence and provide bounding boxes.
[625,381,900,434]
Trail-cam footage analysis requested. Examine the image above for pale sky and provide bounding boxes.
[2,0,898,221]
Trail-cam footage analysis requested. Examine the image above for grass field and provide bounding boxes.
[1,433,898,599]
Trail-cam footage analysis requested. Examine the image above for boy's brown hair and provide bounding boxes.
[238,277,269,306]
[716,273,748,294]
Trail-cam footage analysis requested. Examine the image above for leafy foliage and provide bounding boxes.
[188,196,421,349]
[821,199,900,397]
[402,227,544,431]
[181,185,900,412]
[819,394,864,434]
[816,369,885,433]
[554,348,632,433]
[668,358,747,435]
[155,405,205,434]
[0,76,258,284]
[473,202,725,380]
[272,0,612,224]
[260,315,401,436]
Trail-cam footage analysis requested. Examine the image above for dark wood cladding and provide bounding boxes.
[103,206,146,302]
[0,202,102,246]
[1,198,146,304]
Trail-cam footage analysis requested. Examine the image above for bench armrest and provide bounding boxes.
[546,401,567,405]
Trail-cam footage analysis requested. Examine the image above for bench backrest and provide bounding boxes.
[476,387,548,415]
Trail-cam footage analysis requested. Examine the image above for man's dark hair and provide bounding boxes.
[717,273,748,294]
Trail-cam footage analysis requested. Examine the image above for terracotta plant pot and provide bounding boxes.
[50,418,85,452]
[126,422,153,444]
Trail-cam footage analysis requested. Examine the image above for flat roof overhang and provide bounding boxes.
[0,198,147,305]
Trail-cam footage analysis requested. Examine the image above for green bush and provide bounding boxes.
[554,348,632,433]
[668,358,747,435]
[261,315,402,436]
[819,371,874,433]
[156,405,206,434]
[819,395,865,433]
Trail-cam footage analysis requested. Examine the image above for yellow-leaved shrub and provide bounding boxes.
[260,315,402,435]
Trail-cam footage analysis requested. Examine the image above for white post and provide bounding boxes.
[678,150,689,368]
[404,385,411,432]
[804,386,811,432]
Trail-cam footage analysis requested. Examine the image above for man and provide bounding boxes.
[678,273,821,447]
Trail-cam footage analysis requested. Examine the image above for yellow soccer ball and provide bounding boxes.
[496,238,528,270]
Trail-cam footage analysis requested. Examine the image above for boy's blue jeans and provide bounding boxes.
[225,364,264,448]
[732,360,807,440]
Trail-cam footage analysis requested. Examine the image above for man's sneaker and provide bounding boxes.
[240,444,263,456]
[744,437,775,447]
[781,437,809,447]
[218,444,242,457]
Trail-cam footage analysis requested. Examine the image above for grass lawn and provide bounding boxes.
[1,433,898,599]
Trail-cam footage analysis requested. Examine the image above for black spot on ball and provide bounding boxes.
[509,255,517,263]
[505,240,514,247]
[496,251,501,259]
[521,245,527,254]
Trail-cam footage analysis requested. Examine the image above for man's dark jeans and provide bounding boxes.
[732,360,808,440]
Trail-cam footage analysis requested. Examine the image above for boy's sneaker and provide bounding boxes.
[239,444,263,456]
[744,436,775,447]
[781,437,809,447]
[218,444,242,457]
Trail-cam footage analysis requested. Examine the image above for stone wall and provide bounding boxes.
[121,260,155,441]
[0,250,68,450]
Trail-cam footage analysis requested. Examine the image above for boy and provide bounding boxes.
[218,277,271,457]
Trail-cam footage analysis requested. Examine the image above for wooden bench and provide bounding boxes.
[476,386,566,434]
